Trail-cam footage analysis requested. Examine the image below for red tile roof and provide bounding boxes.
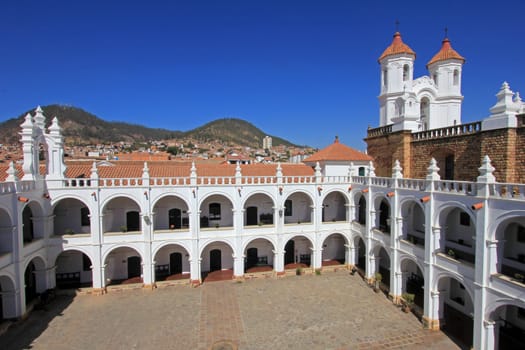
[427,38,465,67]
[378,32,416,62]
[303,137,372,162]
[0,161,314,181]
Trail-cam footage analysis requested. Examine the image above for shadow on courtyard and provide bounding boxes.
[0,294,75,349]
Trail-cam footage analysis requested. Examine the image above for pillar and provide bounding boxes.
[273,249,284,275]
[233,255,244,278]
[423,290,440,330]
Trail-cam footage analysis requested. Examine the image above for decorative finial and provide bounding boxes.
[395,19,400,32]
[444,27,448,39]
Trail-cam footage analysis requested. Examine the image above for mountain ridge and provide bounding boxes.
[0,105,299,149]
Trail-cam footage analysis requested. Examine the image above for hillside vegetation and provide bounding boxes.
[0,105,297,148]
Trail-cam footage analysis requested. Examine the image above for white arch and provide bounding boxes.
[433,270,475,305]
[281,234,314,252]
[281,190,314,208]
[100,193,142,212]
[319,231,350,246]
[23,254,47,272]
[485,298,525,321]
[487,210,525,241]
[51,247,94,268]
[242,236,277,253]
[198,191,235,209]
[321,189,349,204]
[151,193,190,211]
[434,200,476,227]
[399,254,425,275]
[152,242,191,260]
[102,244,144,263]
[241,190,276,209]
[199,239,235,257]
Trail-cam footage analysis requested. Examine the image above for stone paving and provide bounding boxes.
[0,270,462,350]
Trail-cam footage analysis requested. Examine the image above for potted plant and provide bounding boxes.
[120,225,127,233]
[64,228,75,235]
[296,267,303,276]
[514,273,524,283]
[447,249,456,259]
[401,292,415,313]
[374,272,382,292]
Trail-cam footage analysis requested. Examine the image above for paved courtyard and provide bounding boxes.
[0,270,462,350]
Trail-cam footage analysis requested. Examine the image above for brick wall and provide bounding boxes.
[366,115,525,183]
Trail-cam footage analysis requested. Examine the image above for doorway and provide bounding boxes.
[126,211,140,231]
[284,240,295,265]
[169,252,183,275]
[169,208,182,229]
[246,247,258,269]
[210,249,222,271]
[127,256,141,278]
[246,206,258,226]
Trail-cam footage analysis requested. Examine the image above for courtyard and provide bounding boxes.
[0,270,461,350]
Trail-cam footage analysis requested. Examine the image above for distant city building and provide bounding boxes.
[263,136,272,150]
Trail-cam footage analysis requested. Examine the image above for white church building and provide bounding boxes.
[1,33,525,350]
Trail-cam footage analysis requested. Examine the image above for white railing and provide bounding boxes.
[370,177,392,187]
[397,178,426,191]
[493,183,525,199]
[434,180,476,195]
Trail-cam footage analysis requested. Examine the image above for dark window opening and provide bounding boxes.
[284,200,292,216]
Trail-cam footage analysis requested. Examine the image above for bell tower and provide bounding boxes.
[378,31,417,130]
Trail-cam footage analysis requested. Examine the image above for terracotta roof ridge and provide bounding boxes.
[427,37,465,67]
[378,31,416,62]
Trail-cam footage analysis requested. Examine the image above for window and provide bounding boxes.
[284,200,292,216]
[459,212,470,226]
[453,69,459,86]
[209,203,221,220]
[383,69,388,87]
[81,207,90,226]
[403,64,409,81]
[433,73,438,86]
[358,196,366,225]
[358,167,365,176]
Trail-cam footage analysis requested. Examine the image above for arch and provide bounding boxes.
[376,197,391,233]
[243,192,275,226]
[0,208,14,254]
[53,197,92,235]
[199,239,235,257]
[55,249,93,289]
[356,194,367,225]
[152,194,190,231]
[102,196,142,233]
[435,273,475,348]
[200,240,234,275]
[24,256,47,305]
[0,274,16,320]
[102,244,144,263]
[244,238,275,271]
[151,193,190,210]
[399,199,425,246]
[283,191,313,224]
[153,243,191,281]
[199,193,234,228]
[321,233,347,265]
[51,246,94,267]
[283,235,314,267]
[322,190,347,222]
[354,235,366,270]
[487,303,525,349]
[242,236,277,253]
[492,215,525,279]
[400,256,425,308]
[153,242,192,259]
[104,246,143,283]
[100,193,142,211]
[437,204,476,263]
[433,271,475,305]
[241,190,277,209]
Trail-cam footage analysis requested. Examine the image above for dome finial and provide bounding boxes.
[444,26,448,39]
[395,19,400,33]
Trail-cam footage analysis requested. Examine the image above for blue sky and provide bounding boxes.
[1,1,524,150]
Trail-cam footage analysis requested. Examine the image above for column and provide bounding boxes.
[233,254,244,279]
[482,320,495,350]
[311,247,321,270]
[189,239,201,285]
[345,243,354,267]
[392,271,403,302]
[424,290,440,330]
[273,249,284,275]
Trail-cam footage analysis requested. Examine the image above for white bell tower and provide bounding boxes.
[378,31,418,131]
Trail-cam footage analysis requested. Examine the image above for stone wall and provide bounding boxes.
[365,130,411,178]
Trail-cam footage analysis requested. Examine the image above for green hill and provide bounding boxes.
[0,105,298,148]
